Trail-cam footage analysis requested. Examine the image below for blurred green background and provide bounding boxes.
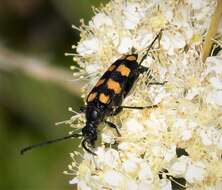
[0,0,107,189]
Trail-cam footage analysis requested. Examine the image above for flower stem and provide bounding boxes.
[202,0,222,61]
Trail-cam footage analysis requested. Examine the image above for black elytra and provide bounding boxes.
[20,29,165,156]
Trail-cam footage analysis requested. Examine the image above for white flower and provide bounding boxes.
[85,63,100,74]
[138,182,154,190]
[181,129,192,141]
[209,77,222,89]
[104,170,124,187]
[218,135,222,149]
[77,37,99,56]
[199,129,215,146]
[68,0,222,189]
[122,3,146,29]
[134,31,154,51]
[188,0,203,10]
[205,57,222,75]
[164,145,176,162]
[170,156,189,176]
[125,118,144,134]
[101,129,116,144]
[185,161,206,183]
[95,148,120,169]
[89,13,113,29]
[206,182,222,190]
[160,179,172,190]
[186,87,202,100]
[78,181,91,190]
[117,36,133,54]
[69,177,78,185]
[138,162,153,182]
[160,31,186,55]
[123,159,138,174]
[126,180,139,190]
[203,57,222,106]
[206,90,222,106]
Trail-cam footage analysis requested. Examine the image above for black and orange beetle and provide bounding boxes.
[21,29,166,155]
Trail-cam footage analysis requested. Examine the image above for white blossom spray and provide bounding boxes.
[65,0,222,189]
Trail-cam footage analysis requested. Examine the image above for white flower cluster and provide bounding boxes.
[67,0,222,189]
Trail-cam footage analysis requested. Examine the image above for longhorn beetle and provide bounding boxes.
[21,29,166,155]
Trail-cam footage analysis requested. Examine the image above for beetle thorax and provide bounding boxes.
[85,105,104,125]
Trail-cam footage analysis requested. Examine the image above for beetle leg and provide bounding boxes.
[139,66,167,86]
[105,120,121,136]
[117,104,158,110]
[110,106,123,116]
[138,65,150,74]
[82,138,97,156]
[139,67,167,84]
[79,106,86,113]
[148,81,168,86]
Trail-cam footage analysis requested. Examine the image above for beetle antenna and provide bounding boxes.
[20,133,82,155]
[81,138,97,156]
[139,29,163,65]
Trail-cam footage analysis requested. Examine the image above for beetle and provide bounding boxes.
[21,29,166,155]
